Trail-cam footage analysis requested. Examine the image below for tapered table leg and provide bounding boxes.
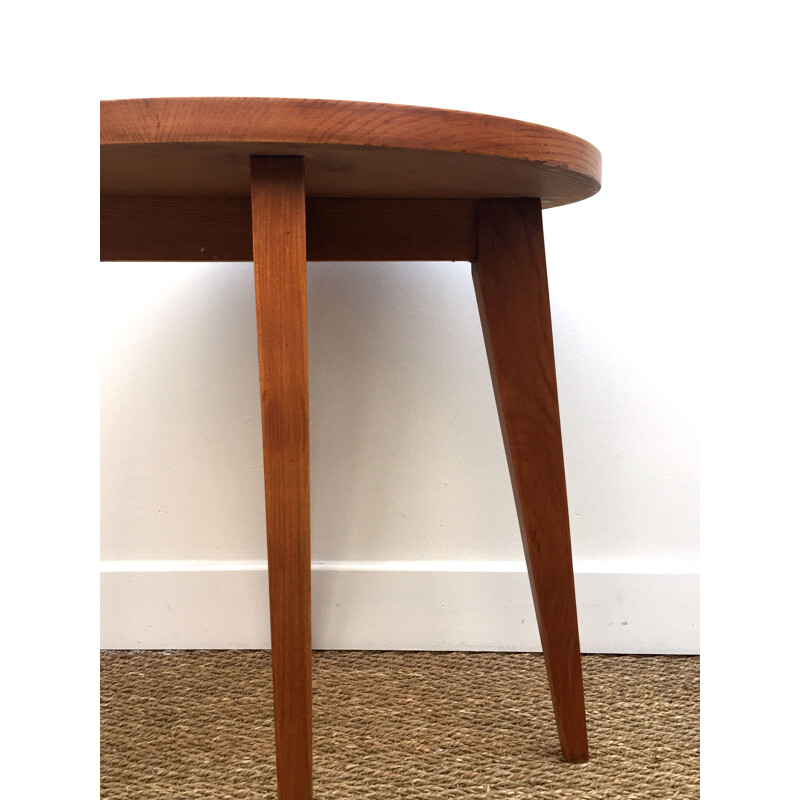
[250,157,313,797]
[472,198,588,762]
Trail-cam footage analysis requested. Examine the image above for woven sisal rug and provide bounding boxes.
[101,650,699,799]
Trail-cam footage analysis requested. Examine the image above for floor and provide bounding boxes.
[101,650,699,799]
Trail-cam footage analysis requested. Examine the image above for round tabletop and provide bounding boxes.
[101,98,601,208]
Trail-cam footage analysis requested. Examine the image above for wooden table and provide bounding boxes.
[100,97,602,797]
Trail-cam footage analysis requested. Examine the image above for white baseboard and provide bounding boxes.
[100,559,699,654]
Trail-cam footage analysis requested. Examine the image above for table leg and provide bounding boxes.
[250,156,313,797]
[472,198,589,762]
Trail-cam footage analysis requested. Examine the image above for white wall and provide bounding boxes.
[100,248,698,652]
[101,257,699,566]
[99,4,702,653]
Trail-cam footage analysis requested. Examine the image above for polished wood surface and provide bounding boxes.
[100,197,477,262]
[472,198,588,762]
[251,157,313,798]
[102,99,600,776]
[100,98,600,207]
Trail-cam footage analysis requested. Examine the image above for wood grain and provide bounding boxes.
[251,157,313,798]
[472,198,588,762]
[100,98,600,207]
[100,197,477,262]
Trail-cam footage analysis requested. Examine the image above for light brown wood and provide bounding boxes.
[472,198,588,762]
[251,157,313,798]
[100,98,600,207]
[100,197,477,262]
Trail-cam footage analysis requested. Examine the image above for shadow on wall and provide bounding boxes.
[306,260,511,643]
